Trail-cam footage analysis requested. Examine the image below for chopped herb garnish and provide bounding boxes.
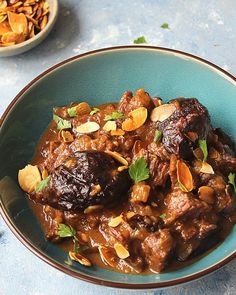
[67,106,77,117]
[159,213,166,219]
[58,223,76,238]
[90,107,100,115]
[129,156,150,183]
[228,172,236,193]
[160,22,170,29]
[53,114,72,130]
[154,130,162,143]
[104,111,124,121]
[199,139,208,162]
[35,176,50,192]
[133,36,147,44]
[58,223,87,254]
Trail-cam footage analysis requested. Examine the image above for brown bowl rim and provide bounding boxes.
[0,45,236,289]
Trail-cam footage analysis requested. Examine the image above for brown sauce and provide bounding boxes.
[21,90,236,274]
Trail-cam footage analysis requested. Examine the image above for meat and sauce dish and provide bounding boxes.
[18,88,236,274]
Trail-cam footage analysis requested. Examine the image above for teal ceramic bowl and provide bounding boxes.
[0,46,236,289]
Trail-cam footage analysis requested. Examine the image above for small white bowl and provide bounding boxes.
[0,0,58,57]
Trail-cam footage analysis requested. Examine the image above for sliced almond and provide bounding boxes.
[1,31,25,43]
[98,246,118,267]
[198,186,215,204]
[117,165,128,172]
[105,150,128,166]
[75,102,91,116]
[8,11,28,35]
[110,129,125,136]
[150,104,176,122]
[108,215,123,227]
[114,243,130,259]
[76,122,100,134]
[122,107,147,132]
[200,162,214,174]
[42,168,48,180]
[177,160,194,192]
[69,251,91,266]
[0,20,11,35]
[89,184,101,196]
[103,121,116,132]
[18,164,42,193]
[61,130,74,142]
[84,205,103,214]
[126,211,136,219]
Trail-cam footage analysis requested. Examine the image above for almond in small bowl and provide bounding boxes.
[0,0,58,57]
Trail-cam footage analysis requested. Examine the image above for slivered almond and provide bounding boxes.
[177,160,194,192]
[122,107,147,132]
[117,165,128,172]
[18,164,42,193]
[84,205,103,214]
[150,104,176,122]
[98,246,117,267]
[69,251,91,266]
[76,102,91,116]
[42,168,48,180]
[105,151,128,166]
[108,215,123,227]
[114,243,130,259]
[103,121,116,132]
[89,184,101,197]
[61,130,74,142]
[8,11,28,35]
[76,122,100,134]
[126,211,135,219]
[200,162,214,174]
[111,129,125,136]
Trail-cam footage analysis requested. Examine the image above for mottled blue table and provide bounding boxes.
[0,1,236,294]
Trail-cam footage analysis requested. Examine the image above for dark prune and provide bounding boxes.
[33,151,132,212]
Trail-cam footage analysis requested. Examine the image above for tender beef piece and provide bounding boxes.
[206,176,236,213]
[214,128,235,153]
[164,188,210,224]
[174,218,218,242]
[158,98,210,158]
[32,151,132,211]
[142,229,175,273]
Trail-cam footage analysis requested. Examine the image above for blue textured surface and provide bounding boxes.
[0,1,236,294]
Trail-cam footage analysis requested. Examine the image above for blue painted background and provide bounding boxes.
[0,1,236,294]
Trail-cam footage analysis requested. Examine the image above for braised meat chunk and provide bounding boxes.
[18,88,236,274]
[142,229,175,273]
[158,98,210,158]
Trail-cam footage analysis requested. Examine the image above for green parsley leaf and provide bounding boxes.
[67,106,77,117]
[53,114,72,130]
[35,176,50,192]
[104,111,124,121]
[90,107,100,115]
[199,139,208,162]
[228,172,236,193]
[159,213,166,219]
[154,130,162,143]
[133,36,147,44]
[129,156,150,183]
[57,223,76,238]
[161,22,169,29]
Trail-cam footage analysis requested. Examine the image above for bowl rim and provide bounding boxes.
[0,0,58,54]
[0,45,236,289]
